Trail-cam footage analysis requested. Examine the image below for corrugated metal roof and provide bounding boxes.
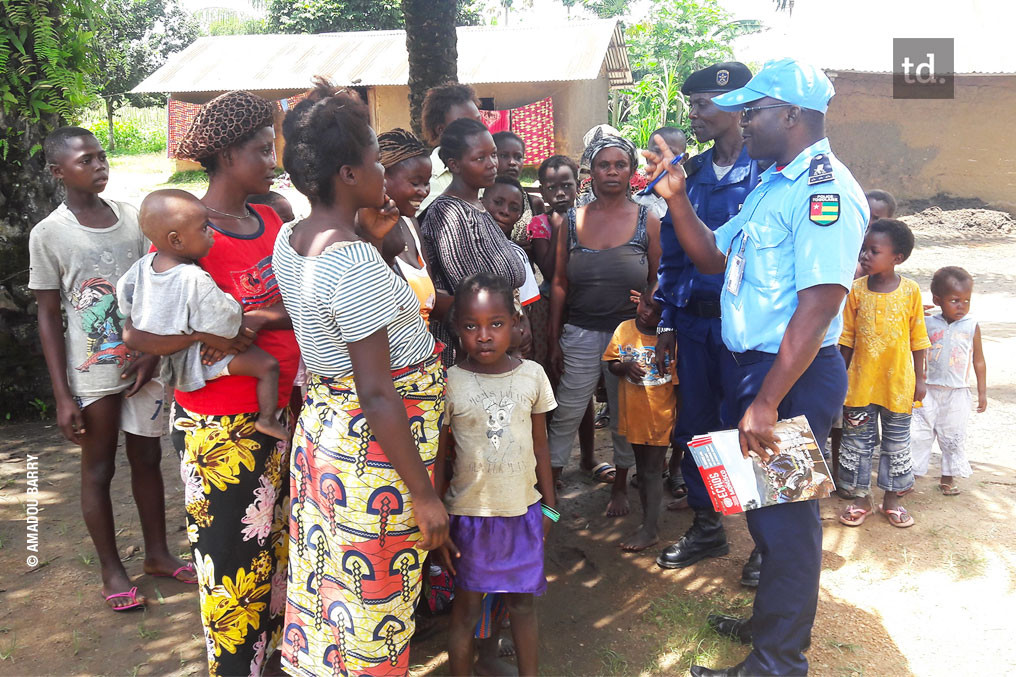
[134,19,633,94]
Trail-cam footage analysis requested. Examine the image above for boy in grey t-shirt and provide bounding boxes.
[29,127,195,611]
[118,189,287,441]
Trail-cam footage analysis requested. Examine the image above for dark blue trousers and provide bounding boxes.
[673,310,738,511]
[730,346,847,676]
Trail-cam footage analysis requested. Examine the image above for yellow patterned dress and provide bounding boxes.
[172,407,293,677]
[282,352,444,677]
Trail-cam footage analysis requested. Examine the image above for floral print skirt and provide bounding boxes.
[282,352,444,677]
[172,404,292,677]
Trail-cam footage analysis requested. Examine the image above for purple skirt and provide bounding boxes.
[449,502,546,595]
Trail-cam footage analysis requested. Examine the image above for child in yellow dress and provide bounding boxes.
[603,288,677,551]
[838,219,930,528]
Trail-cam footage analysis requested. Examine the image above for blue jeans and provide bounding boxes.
[838,404,915,495]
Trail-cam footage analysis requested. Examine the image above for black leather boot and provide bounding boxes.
[740,546,762,587]
[690,661,751,676]
[656,508,729,569]
[708,613,752,644]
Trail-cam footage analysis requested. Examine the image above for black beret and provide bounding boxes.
[681,62,753,95]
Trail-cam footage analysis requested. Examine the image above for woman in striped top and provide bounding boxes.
[273,83,450,677]
[420,118,527,363]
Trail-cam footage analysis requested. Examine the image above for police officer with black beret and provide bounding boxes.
[655,62,764,585]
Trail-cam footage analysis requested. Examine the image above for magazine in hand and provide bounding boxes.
[687,415,836,515]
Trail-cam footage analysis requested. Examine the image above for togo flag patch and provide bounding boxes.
[809,194,839,226]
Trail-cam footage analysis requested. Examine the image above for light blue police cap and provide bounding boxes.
[711,58,835,113]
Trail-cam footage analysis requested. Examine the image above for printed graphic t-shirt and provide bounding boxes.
[444,360,557,517]
[28,200,148,397]
[173,204,300,415]
[602,319,678,446]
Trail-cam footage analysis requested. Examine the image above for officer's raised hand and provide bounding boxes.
[642,134,687,200]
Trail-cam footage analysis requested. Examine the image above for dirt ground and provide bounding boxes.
[1,158,1014,676]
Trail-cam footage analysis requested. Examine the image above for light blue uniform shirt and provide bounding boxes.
[713,138,867,354]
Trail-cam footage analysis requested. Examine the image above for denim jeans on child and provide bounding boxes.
[838,404,915,495]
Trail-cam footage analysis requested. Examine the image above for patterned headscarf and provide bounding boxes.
[176,91,275,161]
[582,133,637,175]
[378,128,429,169]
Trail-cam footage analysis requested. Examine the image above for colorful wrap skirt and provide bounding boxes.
[282,352,445,677]
[171,405,293,677]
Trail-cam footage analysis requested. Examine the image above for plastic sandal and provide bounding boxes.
[103,586,146,612]
[592,462,616,483]
[882,505,915,528]
[838,503,872,527]
[152,562,198,584]
[939,483,961,496]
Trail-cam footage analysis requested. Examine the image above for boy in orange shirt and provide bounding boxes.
[837,219,930,528]
[603,288,677,551]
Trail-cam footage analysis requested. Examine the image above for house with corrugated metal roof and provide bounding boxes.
[730,0,1016,213]
[134,19,632,171]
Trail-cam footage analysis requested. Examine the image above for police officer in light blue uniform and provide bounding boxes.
[655,62,765,585]
[644,58,867,676]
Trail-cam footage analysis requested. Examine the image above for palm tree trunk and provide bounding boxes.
[401,0,459,139]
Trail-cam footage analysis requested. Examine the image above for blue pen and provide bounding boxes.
[637,152,686,197]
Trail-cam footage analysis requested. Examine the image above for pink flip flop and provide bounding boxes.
[103,586,146,612]
[838,503,872,527]
[881,505,915,528]
[153,563,198,584]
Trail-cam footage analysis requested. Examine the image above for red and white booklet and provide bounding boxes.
[687,415,836,516]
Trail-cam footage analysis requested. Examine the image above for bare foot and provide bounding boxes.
[255,416,290,442]
[143,555,198,583]
[606,491,630,517]
[666,496,689,511]
[620,526,659,552]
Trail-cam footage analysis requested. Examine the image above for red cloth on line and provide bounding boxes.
[510,97,555,167]
[167,98,202,159]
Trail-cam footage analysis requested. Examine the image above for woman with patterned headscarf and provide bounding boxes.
[123,90,299,677]
[545,133,663,521]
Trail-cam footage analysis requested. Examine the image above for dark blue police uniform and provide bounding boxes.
[655,145,761,512]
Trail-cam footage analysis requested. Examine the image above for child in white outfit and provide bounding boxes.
[911,267,987,494]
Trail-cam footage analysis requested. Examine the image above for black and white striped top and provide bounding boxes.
[273,226,435,378]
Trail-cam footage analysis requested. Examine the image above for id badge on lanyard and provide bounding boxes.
[725,232,748,297]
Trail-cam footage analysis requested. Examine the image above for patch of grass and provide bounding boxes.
[641,592,747,674]
[827,639,860,653]
[137,623,159,640]
[129,662,148,677]
[0,633,20,661]
[165,169,207,185]
[946,550,987,579]
[597,647,629,675]
[72,630,82,656]
[836,662,866,677]
[78,552,95,566]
